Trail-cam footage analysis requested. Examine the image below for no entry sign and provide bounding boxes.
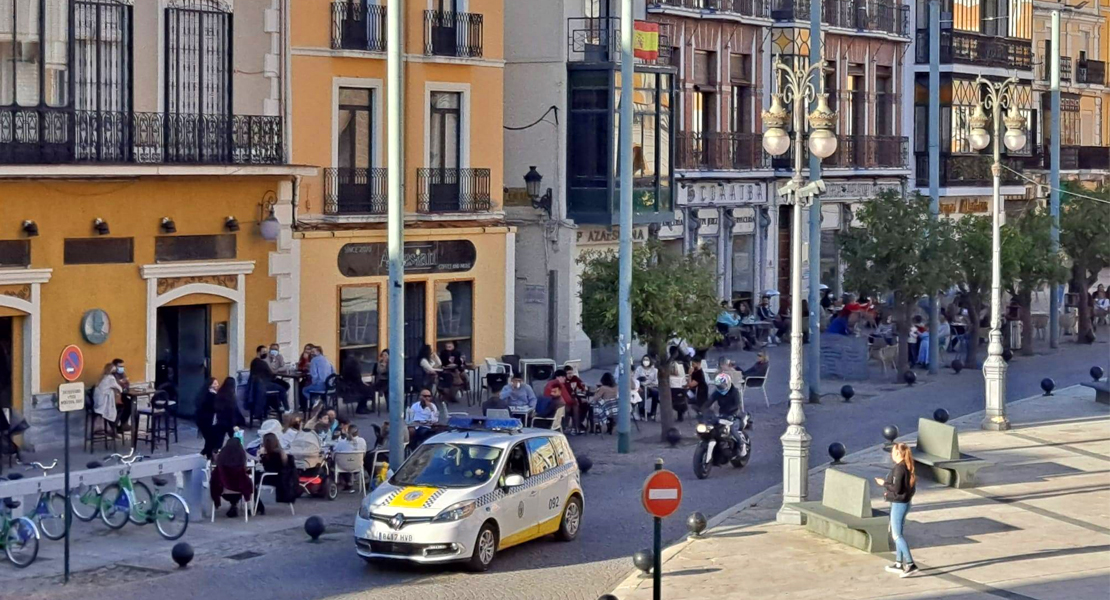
[642,469,683,518]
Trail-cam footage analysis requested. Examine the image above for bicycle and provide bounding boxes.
[98,450,190,540]
[0,477,39,567]
[24,461,67,541]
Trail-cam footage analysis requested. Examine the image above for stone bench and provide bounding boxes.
[787,469,890,553]
[1080,381,1109,405]
[911,418,988,489]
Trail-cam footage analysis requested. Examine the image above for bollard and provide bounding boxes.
[686,512,707,537]
[951,359,964,374]
[882,425,899,449]
[933,408,949,424]
[1092,366,1105,382]
[840,385,854,403]
[665,427,681,447]
[1002,348,1013,363]
[1041,378,1055,396]
[632,548,654,575]
[171,542,194,568]
[577,455,593,475]
[305,516,325,542]
[828,442,846,464]
[903,371,917,386]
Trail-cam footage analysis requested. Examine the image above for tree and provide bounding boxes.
[1006,208,1068,355]
[839,191,957,379]
[1060,184,1110,343]
[951,216,1017,368]
[579,241,720,442]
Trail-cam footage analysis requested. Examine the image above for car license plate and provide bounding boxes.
[373,531,414,543]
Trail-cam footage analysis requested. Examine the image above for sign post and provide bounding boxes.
[58,345,84,584]
[642,459,683,600]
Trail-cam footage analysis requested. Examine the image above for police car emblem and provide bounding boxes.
[404,490,424,502]
[517,501,525,519]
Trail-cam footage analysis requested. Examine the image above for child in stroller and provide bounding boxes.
[288,427,338,501]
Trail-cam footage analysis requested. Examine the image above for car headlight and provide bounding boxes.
[696,424,709,434]
[433,500,476,523]
[358,500,373,520]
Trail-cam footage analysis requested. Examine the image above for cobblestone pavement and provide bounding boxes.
[3,338,1105,600]
[613,384,1110,600]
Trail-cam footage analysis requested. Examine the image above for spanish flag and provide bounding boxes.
[634,21,659,61]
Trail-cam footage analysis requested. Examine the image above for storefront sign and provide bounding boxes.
[679,182,766,206]
[338,240,476,278]
[696,208,720,236]
[939,200,959,215]
[960,198,990,214]
[731,207,756,234]
[576,227,648,246]
[656,212,684,240]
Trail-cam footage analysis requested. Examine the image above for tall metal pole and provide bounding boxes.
[616,0,634,454]
[928,0,941,373]
[386,0,406,465]
[982,79,1011,432]
[1049,10,1061,349]
[806,0,823,402]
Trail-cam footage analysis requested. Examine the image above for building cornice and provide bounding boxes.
[140,261,257,280]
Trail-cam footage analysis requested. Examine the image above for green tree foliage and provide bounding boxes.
[1060,184,1110,343]
[839,191,957,378]
[1005,207,1068,355]
[951,216,1013,368]
[579,241,719,440]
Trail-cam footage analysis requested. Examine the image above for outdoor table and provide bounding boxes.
[509,408,534,427]
[274,369,307,416]
[126,386,157,448]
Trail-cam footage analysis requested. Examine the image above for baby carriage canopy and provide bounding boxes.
[289,430,323,470]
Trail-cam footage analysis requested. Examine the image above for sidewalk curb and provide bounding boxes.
[608,386,1085,597]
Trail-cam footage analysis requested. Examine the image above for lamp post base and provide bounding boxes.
[778,423,811,525]
[982,330,1009,431]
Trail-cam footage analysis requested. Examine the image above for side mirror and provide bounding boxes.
[503,474,525,488]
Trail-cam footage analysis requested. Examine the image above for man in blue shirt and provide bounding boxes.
[302,345,335,410]
[499,374,537,412]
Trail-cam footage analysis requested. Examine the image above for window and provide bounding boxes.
[74,0,130,112]
[692,51,715,86]
[435,280,473,359]
[732,234,754,299]
[846,67,865,136]
[1061,95,1080,146]
[821,230,840,297]
[0,240,30,267]
[875,68,894,136]
[339,285,380,374]
[617,71,672,213]
[63,238,133,264]
[729,54,752,134]
[525,437,559,476]
[154,235,236,262]
[338,87,374,169]
[429,91,461,171]
[165,0,231,115]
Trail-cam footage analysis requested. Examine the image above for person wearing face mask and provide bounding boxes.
[266,343,285,372]
[499,373,537,412]
[634,356,660,420]
[249,345,288,417]
[111,358,134,430]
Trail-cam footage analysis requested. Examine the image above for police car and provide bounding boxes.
[355,417,583,571]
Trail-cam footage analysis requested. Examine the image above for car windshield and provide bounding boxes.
[390,443,503,489]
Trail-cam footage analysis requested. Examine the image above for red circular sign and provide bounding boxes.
[59,345,84,382]
[642,469,683,518]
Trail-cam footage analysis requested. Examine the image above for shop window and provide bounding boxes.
[731,234,754,302]
[155,235,236,262]
[435,280,473,359]
[339,285,380,374]
[821,230,840,298]
[0,240,30,268]
[63,238,133,264]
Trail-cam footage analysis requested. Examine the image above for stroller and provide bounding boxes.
[289,430,338,501]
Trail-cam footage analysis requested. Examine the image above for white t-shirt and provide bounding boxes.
[408,401,439,425]
[668,363,687,389]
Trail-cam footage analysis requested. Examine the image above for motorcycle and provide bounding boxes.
[692,411,752,480]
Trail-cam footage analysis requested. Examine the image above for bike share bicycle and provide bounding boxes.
[91,449,191,540]
[0,476,40,567]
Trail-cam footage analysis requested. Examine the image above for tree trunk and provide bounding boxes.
[653,341,677,442]
[1018,290,1034,356]
[964,293,982,369]
[895,299,912,383]
[1074,263,1096,344]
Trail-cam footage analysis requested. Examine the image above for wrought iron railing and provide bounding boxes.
[914,154,1022,187]
[1038,56,1071,83]
[424,10,483,58]
[676,132,768,170]
[648,0,769,18]
[1077,146,1110,170]
[324,167,387,214]
[1076,60,1106,85]
[567,17,674,65]
[915,30,1032,70]
[0,108,283,165]
[416,168,492,213]
[769,0,908,35]
[331,1,387,51]
[771,135,908,169]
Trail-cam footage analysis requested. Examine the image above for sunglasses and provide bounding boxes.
[420,394,432,398]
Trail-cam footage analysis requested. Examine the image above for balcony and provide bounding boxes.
[914,154,1022,187]
[648,0,769,18]
[1038,56,1072,84]
[324,168,387,215]
[1076,60,1106,85]
[771,135,909,169]
[770,0,909,36]
[676,132,768,171]
[416,168,491,213]
[0,108,283,165]
[424,10,483,58]
[331,1,387,52]
[915,30,1032,71]
[567,18,674,65]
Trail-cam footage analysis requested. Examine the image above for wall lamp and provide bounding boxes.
[524,166,553,217]
[21,220,38,237]
[93,218,110,236]
[160,217,177,234]
[225,216,240,232]
[259,191,280,241]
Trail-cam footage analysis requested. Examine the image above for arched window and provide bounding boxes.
[164,0,231,116]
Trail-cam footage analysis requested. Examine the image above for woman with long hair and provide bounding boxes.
[205,378,244,460]
[876,442,918,577]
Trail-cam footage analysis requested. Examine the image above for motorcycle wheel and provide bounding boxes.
[693,441,713,480]
[731,438,752,469]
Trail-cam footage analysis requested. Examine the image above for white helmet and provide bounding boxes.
[714,373,732,393]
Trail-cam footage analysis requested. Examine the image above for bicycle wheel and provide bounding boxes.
[5,517,40,568]
[128,482,154,526]
[70,485,101,522]
[37,493,67,541]
[153,493,190,541]
[99,484,129,529]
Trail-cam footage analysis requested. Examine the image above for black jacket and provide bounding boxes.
[883,463,916,503]
[706,387,742,417]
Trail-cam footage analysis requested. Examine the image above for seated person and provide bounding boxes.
[742,353,770,379]
[543,371,580,431]
[716,301,740,340]
[254,433,297,515]
[499,374,537,412]
[407,389,440,449]
[536,384,568,421]
[335,424,368,492]
[827,312,852,336]
[564,365,590,404]
[210,437,253,519]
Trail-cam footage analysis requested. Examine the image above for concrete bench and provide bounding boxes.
[787,469,890,554]
[912,418,988,489]
[1080,381,1109,405]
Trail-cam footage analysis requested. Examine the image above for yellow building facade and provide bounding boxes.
[289,0,512,382]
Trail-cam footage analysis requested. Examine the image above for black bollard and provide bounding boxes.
[903,371,917,386]
[598,596,620,600]
[686,512,707,537]
[171,542,194,568]
[1002,348,1013,363]
[632,548,654,575]
[840,385,855,403]
[951,359,964,374]
[828,442,846,464]
[933,408,950,424]
[666,427,682,447]
[577,455,593,475]
[1093,366,1105,382]
[305,516,325,542]
[1041,378,1055,396]
[882,425,899,449]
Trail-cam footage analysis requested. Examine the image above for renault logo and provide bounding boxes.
[390,514,406,530]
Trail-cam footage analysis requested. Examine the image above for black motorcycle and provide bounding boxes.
[692,411,752,480]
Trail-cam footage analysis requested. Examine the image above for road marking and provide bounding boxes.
[648,489,678,501]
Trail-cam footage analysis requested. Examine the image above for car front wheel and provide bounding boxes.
[467,523,498,572]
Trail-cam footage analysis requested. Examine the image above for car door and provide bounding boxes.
[492,442,536,547]
[525,436,564,535]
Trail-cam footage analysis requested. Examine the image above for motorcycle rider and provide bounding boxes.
[704,373,748,447]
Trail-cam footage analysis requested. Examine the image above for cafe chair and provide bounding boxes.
[742,367,771,408]
[533,406,565,432]
[308,374,339,413]
[333,451,368,497]
[84,388,116,453]
[135,392,172,454]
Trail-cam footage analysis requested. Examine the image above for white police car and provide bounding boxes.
[355,417,583,571]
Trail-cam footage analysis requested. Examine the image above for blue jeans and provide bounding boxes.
[890,501,914,564]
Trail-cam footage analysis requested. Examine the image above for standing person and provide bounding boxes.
[876,443,918,577]
[687,357,708,412]
[195,377,219,458]
[339,355,375,415]
[371,350,390,405]
[668,353,688,422]
[634,356,660,420]
[208,378,245,459]
[302,346,336,410]
[93,363,123,435]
